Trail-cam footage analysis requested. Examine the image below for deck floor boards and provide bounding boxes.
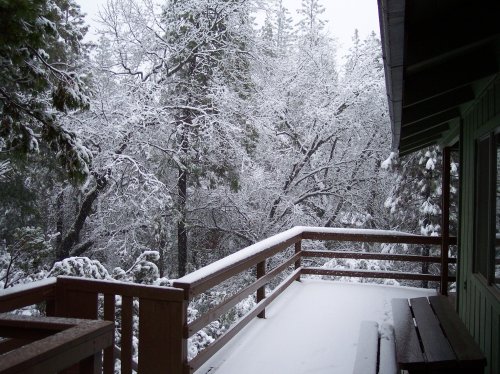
[197,279,436,374]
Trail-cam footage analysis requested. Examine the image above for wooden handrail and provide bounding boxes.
[0,278,56,313]
[173,227,303,296]
[53,277,187,374]
[187,252,301,337]
[187,269,301,372]
[302,268,456,282]
[0,314,113,374]
[1,277,187,374]
[0,226,458,374]
[301,227,457,245]
[56,276,185,301]
[171,226,457,373]
[302,250,457,263]
[173,227,456,296]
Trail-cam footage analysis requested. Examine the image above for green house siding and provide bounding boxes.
[460,75,500,374]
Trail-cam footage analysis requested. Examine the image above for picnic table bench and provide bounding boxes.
[391,295,486,373]
[352,321,397,374]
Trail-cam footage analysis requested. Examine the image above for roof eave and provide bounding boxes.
[378,0,405,151]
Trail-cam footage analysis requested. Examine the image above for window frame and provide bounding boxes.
[474,130,500,290]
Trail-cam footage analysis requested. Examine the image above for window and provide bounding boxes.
[474,132,500,289]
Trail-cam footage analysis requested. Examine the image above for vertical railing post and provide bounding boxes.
[441,146,451,295]
[138,291,187,374]
[120,296,133,374]
[102,294,115,374]
[55,277,100,374]
[257,260,266,318]
[295,240,302,281]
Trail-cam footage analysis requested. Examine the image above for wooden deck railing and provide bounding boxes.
[0,226,456,373]
[0,314,113,373]
[172,226,456,373]
[0,277,187,374]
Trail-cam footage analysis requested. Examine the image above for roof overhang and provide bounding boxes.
[378,0,500,156]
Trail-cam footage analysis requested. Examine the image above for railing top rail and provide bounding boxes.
[173,226,451,297]
[0,277,186,312]
[300,226,451,245]
[0,277,57,297]
[57,276,185,302]
[0,278,57,313]
[173,227,303,296]
[0,312,108,334]
[0,314,113,374]
[300,226,421,237]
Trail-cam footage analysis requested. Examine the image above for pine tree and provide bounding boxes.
[383,146,459,287]
[296,0,326,46]
[0,0,91,180]
[160,0,254,276]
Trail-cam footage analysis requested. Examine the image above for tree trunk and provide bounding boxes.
[177,107,191,277]
[158,236,166,279]
[177,165,188,277]
[54,133,131,262]
[55,172,109,261]
[55,188,64,250]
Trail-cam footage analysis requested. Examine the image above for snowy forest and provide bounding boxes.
[0,0,458,350]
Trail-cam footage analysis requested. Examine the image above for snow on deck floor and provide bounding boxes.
[197,279,436,374]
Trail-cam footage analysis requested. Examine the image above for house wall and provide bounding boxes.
[460,75,500,374]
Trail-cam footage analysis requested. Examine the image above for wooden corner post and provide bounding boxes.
[54,277,100,374]
[138,291,188,374]
[441,147,451,296]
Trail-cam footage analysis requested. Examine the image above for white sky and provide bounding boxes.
[77,0,380,58]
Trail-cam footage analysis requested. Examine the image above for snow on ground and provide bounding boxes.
[197,279,435,374]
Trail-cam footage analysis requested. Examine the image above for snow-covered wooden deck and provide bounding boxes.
[197,280,436,374]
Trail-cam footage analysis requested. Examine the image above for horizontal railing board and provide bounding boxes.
[174,228,303,297]
[188,252,300,337]
[57,276,185,302]
[302,268,456,282]
[0,338,33,355]
[0,313,86,332]
[302,229,457,246]
[0,278,57,313]
[187,269,301,373]
[174,226,453,298]
[302,250,457,263]
[0,315,113,374]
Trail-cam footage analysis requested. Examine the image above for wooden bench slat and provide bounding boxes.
[379,323,397,374]
[410,297,456,365]
[428,296,486,368]
[352,321,379,374]
[391,298,425,370]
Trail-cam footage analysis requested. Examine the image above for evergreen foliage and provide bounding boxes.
[0,0,91,180]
